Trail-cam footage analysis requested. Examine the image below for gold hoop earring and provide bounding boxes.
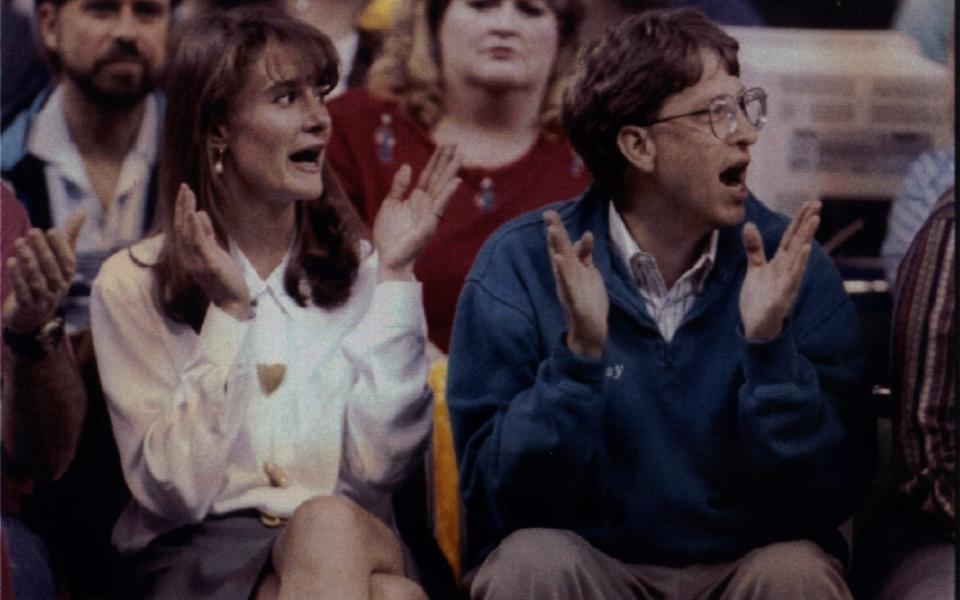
[214,148,225,175]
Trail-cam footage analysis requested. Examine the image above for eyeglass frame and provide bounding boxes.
[633,87,768,141]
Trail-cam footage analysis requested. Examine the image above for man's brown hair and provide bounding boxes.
[562,8,739,195]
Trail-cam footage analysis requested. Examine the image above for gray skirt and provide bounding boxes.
[128,511,283,600]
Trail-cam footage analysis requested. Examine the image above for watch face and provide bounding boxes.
[38,317,66,352]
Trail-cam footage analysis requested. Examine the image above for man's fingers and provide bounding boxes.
[551,252,576,305]
[543,211,574,258]
[7,257,34,305]
[778,202,807,252]
[741,222,766,268]
[26,229,65,293]
[790,242,813,280]
[16,242,51,302]
[385,164,412,204]
[63,208,87,251]
[797,214,820,246]
[781,200,821,253]
[576,232,595,266]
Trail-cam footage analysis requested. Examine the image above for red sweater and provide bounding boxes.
[328,89,590,351]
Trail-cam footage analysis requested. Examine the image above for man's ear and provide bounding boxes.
[37,2,59,55]
[616,125,656,174]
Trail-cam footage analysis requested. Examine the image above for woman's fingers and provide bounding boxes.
[431,176,462,220]
[385,164,412,205]
[193,210,221,263]
[427,145,458,194]
[431,148,462,199]
[417,145,444,190]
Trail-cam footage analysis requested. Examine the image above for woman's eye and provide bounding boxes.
[275,91,296,106]
[310,86,328,102]
[467,0,495,10]
[516,1,545,16]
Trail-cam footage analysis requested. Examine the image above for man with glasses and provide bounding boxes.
[448,8,866,599]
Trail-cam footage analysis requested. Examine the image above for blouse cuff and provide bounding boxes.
[197,303,253,367]
[368,281,425,330]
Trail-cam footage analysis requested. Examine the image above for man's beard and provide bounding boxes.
[64,45,157,110]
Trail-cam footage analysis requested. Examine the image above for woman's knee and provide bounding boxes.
[277,495,403,572]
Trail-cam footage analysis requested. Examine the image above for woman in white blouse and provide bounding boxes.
[90,8,460,599]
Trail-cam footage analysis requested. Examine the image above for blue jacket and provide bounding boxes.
[1,86,162,230]
[448,186,869,570]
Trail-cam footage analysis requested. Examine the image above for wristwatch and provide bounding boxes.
[2,316,65,359]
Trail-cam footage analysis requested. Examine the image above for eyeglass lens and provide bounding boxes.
[710,89,766,140]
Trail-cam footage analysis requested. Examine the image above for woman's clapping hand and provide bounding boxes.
[174,183,252,320]
[373,145,462,282]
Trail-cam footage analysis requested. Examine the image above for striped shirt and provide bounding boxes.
[891,187,956,530]
[608,203,718,342]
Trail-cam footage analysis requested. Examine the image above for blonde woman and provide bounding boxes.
[328,0,588,353]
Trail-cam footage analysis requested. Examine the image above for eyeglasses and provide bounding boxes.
[637,87,768,141]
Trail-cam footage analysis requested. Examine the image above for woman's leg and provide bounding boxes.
[254,495,425,600]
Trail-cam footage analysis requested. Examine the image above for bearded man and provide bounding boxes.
[2,0,171,332]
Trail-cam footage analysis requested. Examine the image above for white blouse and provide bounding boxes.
[90,235,431,553]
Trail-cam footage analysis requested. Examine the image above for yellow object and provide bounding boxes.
[429,359,461,580]
[358,0,398,31]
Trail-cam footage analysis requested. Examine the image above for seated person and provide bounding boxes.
[1,183,87,600]
[90,9,460,598]
[448,9,867,599]
[876,186,955,600]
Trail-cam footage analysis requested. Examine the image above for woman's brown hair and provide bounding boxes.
[366,0,585,133]
[151,7,362,331]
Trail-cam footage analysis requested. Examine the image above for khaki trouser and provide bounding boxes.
[468,528,852,600]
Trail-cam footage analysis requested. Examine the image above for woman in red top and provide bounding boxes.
[328,0,589,353]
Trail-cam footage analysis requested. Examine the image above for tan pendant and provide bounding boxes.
[256,363,287,396]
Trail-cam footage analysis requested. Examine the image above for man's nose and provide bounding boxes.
[730,108,759,147]
[112,5,141,43]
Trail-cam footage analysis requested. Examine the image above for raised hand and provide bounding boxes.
[174,183,252,320]
[373,144,462,282]
[3,209,86,335]
[739,200,821,341]
[543,210,608,358]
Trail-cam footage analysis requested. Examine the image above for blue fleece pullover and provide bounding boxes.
[448,187,868,570]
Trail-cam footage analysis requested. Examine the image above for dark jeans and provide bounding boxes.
[2,513,57,600]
